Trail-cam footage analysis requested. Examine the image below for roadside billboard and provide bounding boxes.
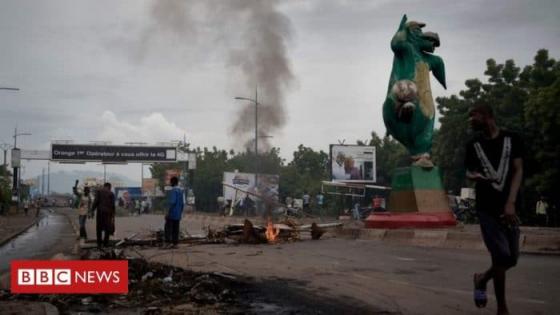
[51,144,177,163]
[142,178,158,196]
[330,145,376,183]
[114,187,142,209]
[223,172,279,202]
[164,169,182,185]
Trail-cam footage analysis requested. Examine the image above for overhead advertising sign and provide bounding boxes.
[330,145,376,183]
[51,144,177,163]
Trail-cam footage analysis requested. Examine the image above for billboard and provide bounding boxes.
[223,172,279,202]
[142,178,159,196]
[164,169,182,186]
[115,187,142,209]
[330,145,376,182]
[51,144,177,163]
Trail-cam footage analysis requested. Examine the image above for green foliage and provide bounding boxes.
[0,165,12,205]
[191,147,230,211]
[434,49,560,224]
[279,145,329,200]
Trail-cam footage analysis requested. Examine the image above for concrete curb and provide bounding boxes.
[335,227,560,255]
[0,216,40,247]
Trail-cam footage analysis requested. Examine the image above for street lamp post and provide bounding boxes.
[13,127,31,209]
[234,89,260,191]
[0,143,12,168]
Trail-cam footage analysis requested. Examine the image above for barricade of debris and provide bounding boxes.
[0,257,250,314]
[80,219,342,249]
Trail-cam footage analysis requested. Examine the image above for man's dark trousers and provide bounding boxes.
[165,218,180,245]
[96,213,110,247]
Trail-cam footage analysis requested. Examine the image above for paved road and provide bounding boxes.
[0,209,76,275]
[82,214,559,314]
[138,239,557,314]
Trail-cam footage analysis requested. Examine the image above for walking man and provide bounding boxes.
[164,176,184,248]
[465,104,523,315]
[77,186,91,242]
[91,183,116,248]
[23,199,29,216]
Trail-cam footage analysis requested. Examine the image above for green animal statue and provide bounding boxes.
[383,15,446,168]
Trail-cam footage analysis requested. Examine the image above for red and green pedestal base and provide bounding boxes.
[365,166,457,229]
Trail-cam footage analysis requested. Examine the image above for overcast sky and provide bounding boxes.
[1,0,559,184]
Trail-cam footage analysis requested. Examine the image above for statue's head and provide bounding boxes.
[404,20,440,53]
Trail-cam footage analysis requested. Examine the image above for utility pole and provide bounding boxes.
[0,143,12,167]
[234,87,259,191]
[254,87,259,191]
[13,127,32,209]
[42,168,45,196]
[47,161,50,196]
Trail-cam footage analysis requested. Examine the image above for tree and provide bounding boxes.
[434,49,560,224]
[523,50,560,211]
[190,146,229,211]
[0,165,12,206]
[279,145,329,200]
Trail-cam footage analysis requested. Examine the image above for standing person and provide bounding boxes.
[134,199,140,216]
[23,199,29,216]
[465,104,523,315]
[91,183,116,248]
[535,196,548,227]
[302,191,310,213]
[141,198,147,214]
[35,198,42,217]
[77,187,91,242]
[164,176,184,249]
[316,193,324,217]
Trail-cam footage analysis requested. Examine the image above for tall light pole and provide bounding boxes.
[13,127,31,209]
[47,161,50,196]
[235,88,260,191]
[0,143,12,168]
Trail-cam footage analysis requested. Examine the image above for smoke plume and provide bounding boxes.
[137,0,294,151]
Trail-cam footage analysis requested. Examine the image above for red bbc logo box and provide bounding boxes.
[11,260,128,294]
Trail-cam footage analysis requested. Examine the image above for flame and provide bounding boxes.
[265,217,280,243]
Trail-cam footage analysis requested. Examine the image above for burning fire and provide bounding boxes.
[265,218,280,243]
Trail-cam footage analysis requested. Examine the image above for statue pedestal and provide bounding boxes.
[365,166,456,229]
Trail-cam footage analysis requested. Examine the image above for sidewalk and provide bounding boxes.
[336,220,560,254]
[0,212,40,246]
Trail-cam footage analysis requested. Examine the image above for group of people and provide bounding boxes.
[284,191,324,216]
[73,176,185,249]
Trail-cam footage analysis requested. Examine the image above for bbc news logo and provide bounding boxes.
[11,260,128,294]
